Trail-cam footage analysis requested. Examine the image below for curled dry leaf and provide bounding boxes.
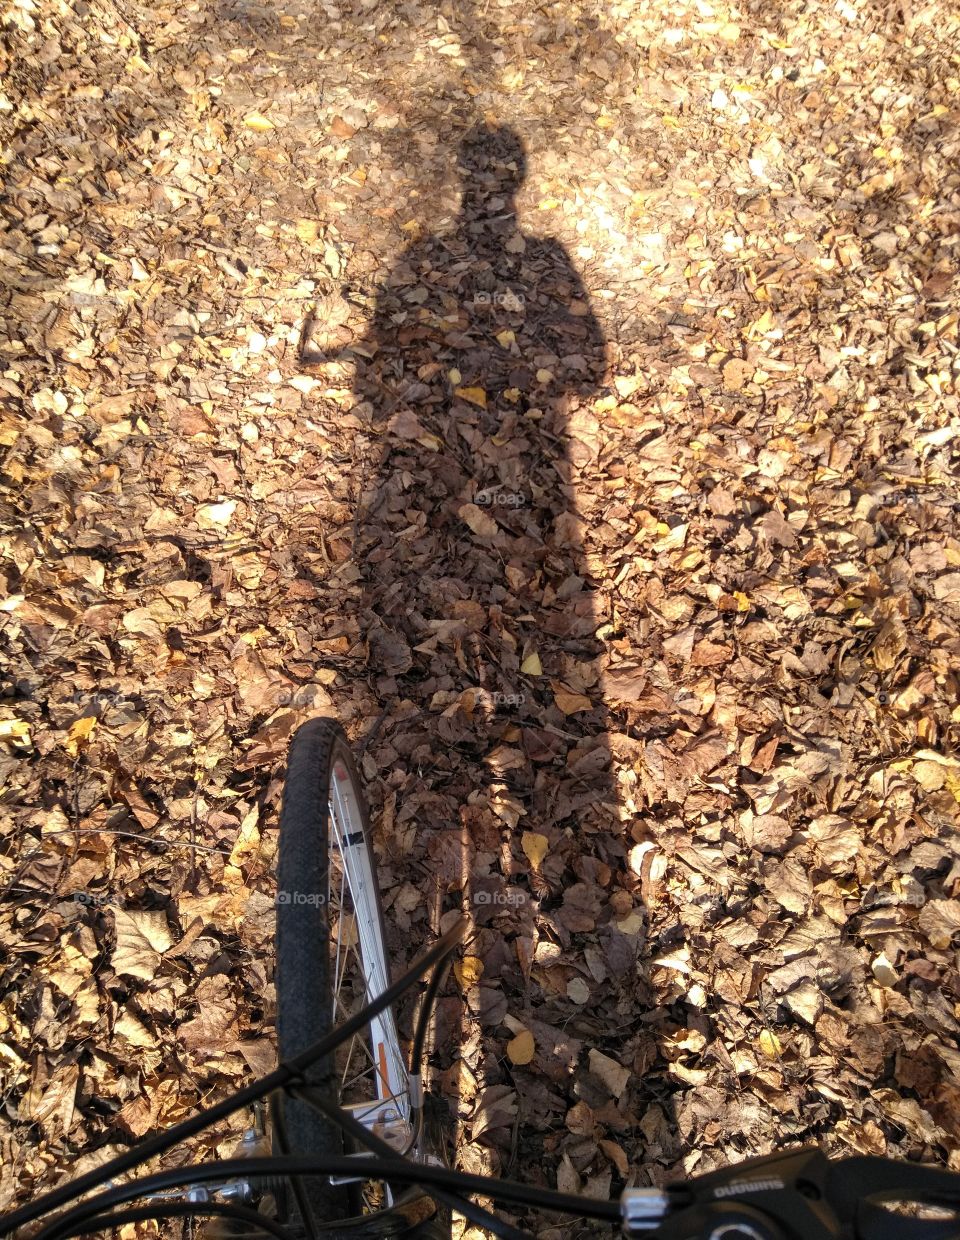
[458,503,499,539]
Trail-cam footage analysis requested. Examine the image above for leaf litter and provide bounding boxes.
[1,0,960,1228]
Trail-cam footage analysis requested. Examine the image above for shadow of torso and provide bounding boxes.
[343,130,652,1172]
[352,181,615,828]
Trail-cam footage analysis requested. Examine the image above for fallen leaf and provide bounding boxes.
[521,831,548,869]
[112,908,174,982]
[507,1029,535,1065]
[553,686,593,714]
[196,500,237,529]
[64,716,97,756]
[454,385,487,408]
[459,503,498,539]
[455,956,484,989]
[588,1049,631,1099]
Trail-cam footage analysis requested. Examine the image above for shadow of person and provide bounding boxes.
[344,123,677,1192]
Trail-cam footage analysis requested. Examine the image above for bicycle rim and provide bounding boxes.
[327,746,412,1169]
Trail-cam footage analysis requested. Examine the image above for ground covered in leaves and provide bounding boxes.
[2,0,960,1232]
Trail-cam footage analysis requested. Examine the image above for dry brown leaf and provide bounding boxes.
[459,503,498,539]
[112,909,173,982]
[722,358,752,390]
[587,1049,631,1099]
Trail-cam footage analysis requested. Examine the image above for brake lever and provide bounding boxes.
[825,1156,960,1240]
[623,1146,840,1238]
[621,1147,960,1240]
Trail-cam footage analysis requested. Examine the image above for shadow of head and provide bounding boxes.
[456,122,528,202]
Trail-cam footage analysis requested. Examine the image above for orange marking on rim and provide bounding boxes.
[377,1041,390,1097]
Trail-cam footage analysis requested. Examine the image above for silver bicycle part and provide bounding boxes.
[325,753,416,1203]
[621,1187,671,1234]
[327,753,411,1139]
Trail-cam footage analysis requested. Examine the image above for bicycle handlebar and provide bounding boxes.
[4,906,958,1240]
[623,1145,960,1239]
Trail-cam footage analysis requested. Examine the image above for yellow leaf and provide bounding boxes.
[520,651,542,676]
[196,500,237,529]
[229,806,261,867]
[538,197,561,210]
[733,590,751,612]
[0,718,32,748]
[65,716,98,756]
[495,330,515,348]
[454,956,484,989]
[596,114,614,129]
[521,831,549,870]
[296,219,320,245]
[746,308,776,339]
[507,1029,535,1065]
[503,387,520,402]
[758,1029,782,1058]
[244,113,275,131]
[454,385,487,408]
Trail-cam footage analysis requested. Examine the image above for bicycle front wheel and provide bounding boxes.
[274,718,413,1226]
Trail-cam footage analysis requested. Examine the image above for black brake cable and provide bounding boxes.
[1,920,469,1238]
[32,1157,621,1240]
[54,1199,293,1240]
[410,953,451,1077]
[290,1084,532,1240]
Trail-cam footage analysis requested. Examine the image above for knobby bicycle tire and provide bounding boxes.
[276,718,353,1226]
[275,718,450,1238]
